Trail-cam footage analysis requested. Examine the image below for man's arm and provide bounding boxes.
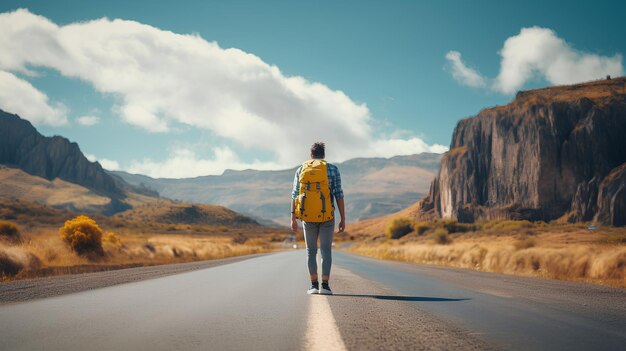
[291,168,300,233]
[291,198,297,232]
[336,197,345,233]
[329,164,345,233]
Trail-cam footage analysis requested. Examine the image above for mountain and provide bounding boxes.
[0,110,121,197]
[0,109,137,214]
[112,153,442,225]
[0,110,269,228]
[0,110,161,214]
[417,77,626,226]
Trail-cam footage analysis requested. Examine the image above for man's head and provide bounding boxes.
[310,142,325,159]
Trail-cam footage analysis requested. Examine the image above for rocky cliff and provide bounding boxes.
[0,109,123,199]
[419,78,626,226]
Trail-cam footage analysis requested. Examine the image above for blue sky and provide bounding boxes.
[0,0,624,177]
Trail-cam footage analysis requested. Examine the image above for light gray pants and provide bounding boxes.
[303,219,334,277]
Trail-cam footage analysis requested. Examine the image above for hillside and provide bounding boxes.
[0,165,111,213]
[114,200,258,227]
[112,153,442,225]
[416,77,626,226]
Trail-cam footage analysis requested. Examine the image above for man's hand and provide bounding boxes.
[338,218,345,233]
[291,217,298,233]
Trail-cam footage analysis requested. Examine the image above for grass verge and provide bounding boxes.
[344,219,626,288]
[0,219,289,281]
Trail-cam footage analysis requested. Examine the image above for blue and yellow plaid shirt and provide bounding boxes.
[291,160,344,203]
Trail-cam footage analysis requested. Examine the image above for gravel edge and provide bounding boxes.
[0,253,270,304]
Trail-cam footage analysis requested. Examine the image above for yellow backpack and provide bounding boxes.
[294,159,334,222]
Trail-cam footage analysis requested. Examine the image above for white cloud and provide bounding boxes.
[98,158,120,171]
[0,70,67,125]
[84,153,120,171]
[84,153,97,162]
[447,27,624,94]
[128,147,286,178]
[366,138,448,158]
[445,51,486,88]
[76,115,99,126]
[0,9,445,175]
[495,27,623,93]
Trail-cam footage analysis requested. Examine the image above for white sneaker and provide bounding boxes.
[319,283,333,295]
[307,284,319,294]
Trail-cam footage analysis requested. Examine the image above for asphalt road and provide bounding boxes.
[0,250,624,350]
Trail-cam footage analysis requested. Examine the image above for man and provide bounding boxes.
[291,142,345,295]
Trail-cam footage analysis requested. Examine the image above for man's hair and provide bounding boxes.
[310,142,325,159]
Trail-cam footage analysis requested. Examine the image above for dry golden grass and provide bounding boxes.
[0,210,289,281]
[1,225,285,281]
[0,197,290,280]
[493,76,626,112]
[0,166,112,211]
[346,218,626,288]
[349,241,625,287]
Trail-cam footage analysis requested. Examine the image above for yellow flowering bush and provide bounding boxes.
[59,215,104,256]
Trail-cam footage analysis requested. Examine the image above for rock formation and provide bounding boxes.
[419,78,626,226]
[0,109,123,198]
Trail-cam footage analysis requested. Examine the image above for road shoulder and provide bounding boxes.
[0,253,269,304]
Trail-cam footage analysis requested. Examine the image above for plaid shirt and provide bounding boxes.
[291,160,344,202]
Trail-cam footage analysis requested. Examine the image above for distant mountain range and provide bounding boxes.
[0,108,441,226]
[111,153,442,226]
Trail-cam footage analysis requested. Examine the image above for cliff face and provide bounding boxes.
[0,110,122,198]
[420,78,626,226]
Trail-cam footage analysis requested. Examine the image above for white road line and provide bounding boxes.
[305,295,347,351]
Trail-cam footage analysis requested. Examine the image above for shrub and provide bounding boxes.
[0,221,21,244]
[59,215,104,256]
[385,217,413,239]
[232,233,248,244]
[270,234,284,242]
[514,238,536,250]
[103,232,122,246]
[433,229,451,244]
[442,220,479,233]
[0,251,23,276]
[413,221,431,235]
[0,247,41,277]
[143,242,156,253]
